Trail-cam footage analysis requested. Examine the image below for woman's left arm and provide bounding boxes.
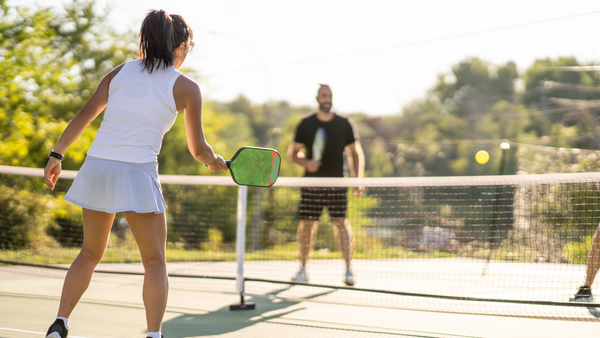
[44,65,123,190]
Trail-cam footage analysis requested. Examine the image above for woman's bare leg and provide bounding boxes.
[124,211,168,333]
[56,209,114,318]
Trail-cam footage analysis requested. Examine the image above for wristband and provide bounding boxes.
[48,150,64,161]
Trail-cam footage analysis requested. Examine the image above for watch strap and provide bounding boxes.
[49,150,64,161]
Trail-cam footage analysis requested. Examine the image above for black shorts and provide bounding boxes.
[298,187,348,220]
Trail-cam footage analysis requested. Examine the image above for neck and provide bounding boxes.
[174,58,183,69]
[316,110,334,122]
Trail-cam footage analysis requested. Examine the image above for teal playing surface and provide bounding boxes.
[1,265,599,338]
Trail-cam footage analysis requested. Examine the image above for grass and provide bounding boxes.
[0,241,457,266]
[563,237,592,264]
[0,247,238,265]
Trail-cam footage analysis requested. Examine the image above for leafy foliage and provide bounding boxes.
[0,0,137,169]
[47,197,83,247]
[4,0,600,260]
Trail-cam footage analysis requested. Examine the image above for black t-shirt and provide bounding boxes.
[293,112,358,177]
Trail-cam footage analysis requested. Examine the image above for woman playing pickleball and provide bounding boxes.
[43,9,227,338]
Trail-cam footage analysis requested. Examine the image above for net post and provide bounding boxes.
[230,185,255,310]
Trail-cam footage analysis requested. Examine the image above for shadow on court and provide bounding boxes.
[162,287,339,337]
[163,297,301,337]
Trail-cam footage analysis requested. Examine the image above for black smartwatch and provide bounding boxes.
[48,150,64,161]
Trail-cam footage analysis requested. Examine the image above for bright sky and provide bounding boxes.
[17,0,600,116]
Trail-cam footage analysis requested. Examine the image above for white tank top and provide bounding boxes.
[87,60,183,163]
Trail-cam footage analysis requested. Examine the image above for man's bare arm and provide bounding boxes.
[346,141,365,178]
[289,141,321,173]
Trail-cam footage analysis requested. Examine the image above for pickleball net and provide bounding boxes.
[1,164,600,321]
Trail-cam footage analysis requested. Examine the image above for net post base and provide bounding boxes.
[229,303,256,310]
[230,292,256,311]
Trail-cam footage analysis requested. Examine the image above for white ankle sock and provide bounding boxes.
[147,331,161,338]
[56,317,69,329]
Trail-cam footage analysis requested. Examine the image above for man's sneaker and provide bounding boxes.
[46,318,68,338]
[344,269,355,286]
[146,334,164,338]
[292,267,308,283]
[570,286,594,302]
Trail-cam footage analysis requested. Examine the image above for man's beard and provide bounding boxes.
[319,103,332,113]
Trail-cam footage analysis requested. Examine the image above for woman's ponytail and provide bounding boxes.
[138,9,192,73]
[138,9,174,73]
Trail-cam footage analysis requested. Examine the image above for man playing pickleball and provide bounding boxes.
[289,83,365,286]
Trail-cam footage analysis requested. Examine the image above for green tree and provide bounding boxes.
[522,57,600,108]
[0,0,136,169]
[361,56,600,177]
[158,102,257,175]
[521,57,600,149]
[433,58,518,120]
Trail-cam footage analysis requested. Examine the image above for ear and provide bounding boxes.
[175,42,185,56]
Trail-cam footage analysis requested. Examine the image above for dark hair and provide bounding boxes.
[317,83,331,95]
[138,9,193,73]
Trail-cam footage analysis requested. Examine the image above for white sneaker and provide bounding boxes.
[344,269,355,286]
[292,267,308,283]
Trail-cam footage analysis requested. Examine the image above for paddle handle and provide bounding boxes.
[204,159,231,169]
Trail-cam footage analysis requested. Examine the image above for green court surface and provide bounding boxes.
[0,265,598,338]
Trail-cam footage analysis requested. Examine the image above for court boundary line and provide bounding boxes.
[242,277,600,308]
[266,317,485,338]
[0,291,212,316]
[0,326,89,338]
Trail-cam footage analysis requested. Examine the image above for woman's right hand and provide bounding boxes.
[44,158,62,190]
[207,155,228,172]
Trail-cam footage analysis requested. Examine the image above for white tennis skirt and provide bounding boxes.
[65,156,167,214]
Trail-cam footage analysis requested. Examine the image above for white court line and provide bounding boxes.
[0,278,64,284]
[0,327,88,338]
[476,291,575,297]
